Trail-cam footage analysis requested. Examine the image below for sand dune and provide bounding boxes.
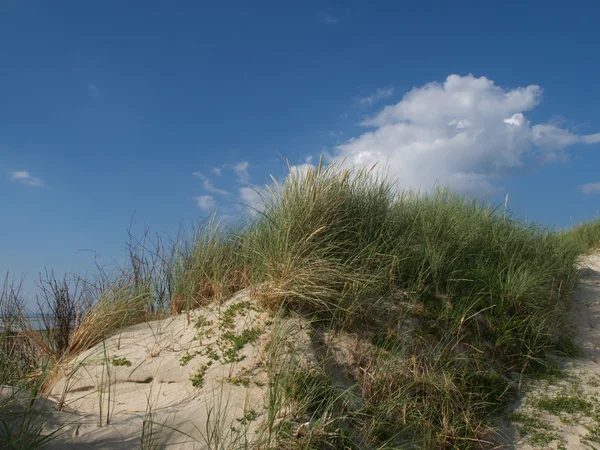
[22,256,600,448]
[42,291,304,449]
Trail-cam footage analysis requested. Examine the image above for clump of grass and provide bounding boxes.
[233,161,584,447]
[563,217,600,252]
[58,279,148,359]
[282,368,341,416]
[170,218,248,313]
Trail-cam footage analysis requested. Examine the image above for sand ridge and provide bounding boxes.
[42,290,296,449]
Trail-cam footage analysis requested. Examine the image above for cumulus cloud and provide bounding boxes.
[579,183,600,195]
[359,87,395,106]
[10,171,45,187]
[194,195,215,210]
[233,162,250,185]
[332,74,600,194]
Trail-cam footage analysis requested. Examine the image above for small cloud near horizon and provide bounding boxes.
[9,171,45,187]
[579,183,600,195]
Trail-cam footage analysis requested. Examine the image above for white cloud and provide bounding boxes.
[331,74,600,195]
[289,163,315,181]
[579,183,600,195]
[317,12,339,24]
[233,161,250,185]
[359,87,395,106]
[239,186,268,213]
[582,134,600,144]
[9,171,45,187]
[192,171,231,196]
[203,180,231,196]
[194,195,215,210]
[212,167,222,176]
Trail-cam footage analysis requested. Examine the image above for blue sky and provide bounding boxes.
[2,0,600,301]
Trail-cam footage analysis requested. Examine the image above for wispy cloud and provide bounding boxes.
[317,12,340,24]
[194,195,215,210]
[192,172,231,196]
[212,167,222,176]
[233,161,250,185]
[203,180,231,196]
[9,171,45,187]
[579,183,600,195]
[358,87,395,106]
[88,82,99,96]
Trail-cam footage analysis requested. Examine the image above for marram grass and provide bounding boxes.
[2,161,597,448]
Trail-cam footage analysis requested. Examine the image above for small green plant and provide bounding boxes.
[507,411,561,447]
[219,301,257,330]
[194,315,213,329]
[205,345,219,361]
[180,350,201,366]
[111,357,132,367]
[220,327,263,363]
[537,395,594,416]
[224,376,251,387]
[236,410,257,425]
[190,361,213,388]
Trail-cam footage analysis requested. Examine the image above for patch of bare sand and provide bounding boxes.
[41,289,313,449]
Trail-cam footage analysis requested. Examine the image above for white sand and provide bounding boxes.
[42,290,296,449]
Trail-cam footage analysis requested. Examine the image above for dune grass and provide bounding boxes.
[169,162,584,447]
[1,161,599,448]
[564,217,600,252]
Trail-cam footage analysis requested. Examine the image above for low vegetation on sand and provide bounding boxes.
[1,161,599,448]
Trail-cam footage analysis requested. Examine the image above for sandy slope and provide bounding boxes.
[502,255,600,449]
[41,290,305,449]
